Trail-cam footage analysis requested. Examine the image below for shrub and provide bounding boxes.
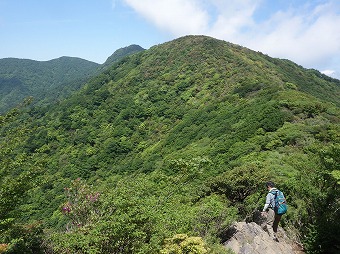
[160,234,208,254]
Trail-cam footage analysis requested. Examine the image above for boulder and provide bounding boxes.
[224,221,304,254]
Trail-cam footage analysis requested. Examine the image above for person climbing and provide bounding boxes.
[261,181,287,242]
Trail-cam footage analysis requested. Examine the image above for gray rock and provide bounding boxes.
[224,222,304,254]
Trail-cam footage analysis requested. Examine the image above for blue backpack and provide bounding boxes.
[270,189,287,215]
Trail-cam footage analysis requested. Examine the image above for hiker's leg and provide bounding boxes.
[273,214,282,234]
[266,209,275,238]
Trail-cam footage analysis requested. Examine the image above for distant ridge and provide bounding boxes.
[0,56,99,113]
[101,44,145,69]
[0,45,144,113]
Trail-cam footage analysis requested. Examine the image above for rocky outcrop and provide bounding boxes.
[224,222,304,254]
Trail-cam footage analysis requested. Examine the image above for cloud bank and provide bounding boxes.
[123,0,340,78]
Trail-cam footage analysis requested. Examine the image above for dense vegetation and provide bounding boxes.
[100,44,145,70]
[0,35,339,253]
[0,57,99,113]
[0,45,145,114]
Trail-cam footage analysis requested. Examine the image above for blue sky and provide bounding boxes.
[1,0,340,79]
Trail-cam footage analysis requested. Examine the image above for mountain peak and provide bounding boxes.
[102,44,145,68]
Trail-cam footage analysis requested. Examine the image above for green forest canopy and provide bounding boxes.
[0,44,145,114]
[0,35,339,253]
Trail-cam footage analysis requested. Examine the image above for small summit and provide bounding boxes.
[101,44,145,69]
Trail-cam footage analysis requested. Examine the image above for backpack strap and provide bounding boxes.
[270,189,278,197]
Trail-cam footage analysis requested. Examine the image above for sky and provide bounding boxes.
[1,0,340,79]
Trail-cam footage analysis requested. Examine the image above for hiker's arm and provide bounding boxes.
[262,193,271,212]
[262,203,269,212]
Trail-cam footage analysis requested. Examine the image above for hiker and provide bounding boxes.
[261,181,286,241]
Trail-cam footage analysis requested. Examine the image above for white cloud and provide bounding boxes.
[123,0,209,35]
[207,0,260,40]
[321,69,335,76]
[247,2,340,69]
[123,0,340,77]
[123,0,261,38]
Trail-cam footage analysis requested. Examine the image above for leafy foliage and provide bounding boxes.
[0,57,99,114]
[0,35,339,253]
[160,234,209,254]
[0,45,144,114]
[100,44,145,70]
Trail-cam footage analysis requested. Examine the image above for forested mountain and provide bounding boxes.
[0,57,99,113]
[101,44,145,70]
[0,35,339,253]
[0,44,145,114]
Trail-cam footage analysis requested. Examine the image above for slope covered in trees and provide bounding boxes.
[0,45,145,114]
[0,35,339,253]
[0,57,99,113]
[100,44,145,70]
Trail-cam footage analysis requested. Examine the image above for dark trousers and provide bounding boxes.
[266,208,282,238]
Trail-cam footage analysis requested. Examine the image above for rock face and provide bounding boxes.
[224,222,304,254]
